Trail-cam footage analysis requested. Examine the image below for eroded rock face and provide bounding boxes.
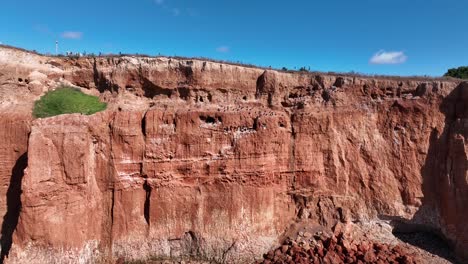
[431,83,468,261]
[0,46,466,263]
[0,111,30,262]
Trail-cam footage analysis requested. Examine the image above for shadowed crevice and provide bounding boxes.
[397,82,467,263]
[141,77,172,98]
[93,59,119,93]
[393,229,455,263]
[143,181,151,225]
[0,152,27,263]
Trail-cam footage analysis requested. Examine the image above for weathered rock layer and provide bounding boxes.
[0,46,466,263]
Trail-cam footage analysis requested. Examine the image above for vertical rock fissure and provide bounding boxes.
[141,111,147,138]
[110,188,115,229]
[141,110,150,227]
[108,186,116,259]
[107,113,117,253]
[289,113,297,189]
[143,181,151,226]
[141,109,149,176]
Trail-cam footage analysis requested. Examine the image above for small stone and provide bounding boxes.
[316,247,324,257]
[363,250,377,263]
[358,242,370,252]
[323,251,342,264]
[342,240,351,252]
[314,232,326,241]
[333,222,344,234]
[291,245,301,255]
[265,250,274,260]
[375,243,388,252]
[401,255,414,264]
[316,240,324,249]
[393,245,404,256]
[312,256,320,264]
[335,245,343,254]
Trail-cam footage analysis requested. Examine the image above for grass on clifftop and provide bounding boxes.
[33,86,107,118]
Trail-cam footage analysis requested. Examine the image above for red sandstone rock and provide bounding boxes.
[0,45,466,263]
[259,230,430,264]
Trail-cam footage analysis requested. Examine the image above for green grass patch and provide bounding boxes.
[33,86,107,118]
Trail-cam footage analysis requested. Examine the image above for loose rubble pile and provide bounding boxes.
[257,231,422,264]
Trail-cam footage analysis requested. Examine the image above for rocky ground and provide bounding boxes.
[121,222,456,264]
[256,222,455,264]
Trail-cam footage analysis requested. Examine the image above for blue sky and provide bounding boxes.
[1,0,467,76]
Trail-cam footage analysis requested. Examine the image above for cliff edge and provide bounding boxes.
[0,46,466,263]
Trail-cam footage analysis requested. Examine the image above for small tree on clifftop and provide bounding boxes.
[444,66,468,79]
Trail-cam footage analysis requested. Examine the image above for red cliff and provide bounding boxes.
[0,46,466,263]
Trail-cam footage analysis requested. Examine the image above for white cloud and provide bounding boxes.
[61,31,83,40]
[172,8,180,16]
[216,46,230,53]
[370,50,407,64]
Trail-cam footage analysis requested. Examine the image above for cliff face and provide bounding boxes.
[0,46,466,263]
[429,83,468,261]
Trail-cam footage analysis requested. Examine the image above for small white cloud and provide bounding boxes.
[216,46,230,53]
[172,8,180,16]
[155,0,164,5]
[61,31,83,40]
[370,50,407,64]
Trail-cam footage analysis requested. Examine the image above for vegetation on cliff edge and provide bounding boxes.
[444,66,468,79]
[33,86,107,118]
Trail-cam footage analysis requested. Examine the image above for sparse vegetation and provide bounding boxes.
[33,86,107,118]
[0,45,457,81]
[444,66,468,79]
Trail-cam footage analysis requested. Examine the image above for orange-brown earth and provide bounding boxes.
[0,46,466,263]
